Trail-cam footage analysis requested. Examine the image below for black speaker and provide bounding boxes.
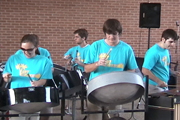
[139,3,161,28]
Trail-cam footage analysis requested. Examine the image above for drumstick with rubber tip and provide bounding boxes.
[105,48,112,59]
[27,73,33,82]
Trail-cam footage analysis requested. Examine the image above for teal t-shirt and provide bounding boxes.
[84,39,138,80]
[3,54,53,89]
[142,44,170,86]
[64,44,90,71]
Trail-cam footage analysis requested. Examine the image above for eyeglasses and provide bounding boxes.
[21,47,35,52]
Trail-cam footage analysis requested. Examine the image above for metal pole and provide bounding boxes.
[175,21,180,88]
[147,28,151,49]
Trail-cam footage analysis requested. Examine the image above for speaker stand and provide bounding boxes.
[147,28,151,49]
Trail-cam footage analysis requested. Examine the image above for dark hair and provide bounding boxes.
[20,34,39,47]
[103,19,122,35]
[74,29,88,40]
[20,34,40,54]
[161,29,179,41]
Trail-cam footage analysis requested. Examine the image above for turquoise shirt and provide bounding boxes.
[15,47,53,67]
[3,54,53,89]
[64,44,90,71]
[84,39,138,80]
[143,44,170,86]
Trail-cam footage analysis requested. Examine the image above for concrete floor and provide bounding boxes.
[49,98,145,120]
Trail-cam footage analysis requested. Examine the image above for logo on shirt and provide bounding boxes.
[99,53,124,68]
[162,56,169,66]
[77,52,84,62]
[16,64,41,79]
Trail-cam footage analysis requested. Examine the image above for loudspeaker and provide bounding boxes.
[139,3,161,28]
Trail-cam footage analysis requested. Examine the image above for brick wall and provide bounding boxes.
[0,0,180,70]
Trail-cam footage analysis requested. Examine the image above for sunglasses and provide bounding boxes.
[21,47,35,52]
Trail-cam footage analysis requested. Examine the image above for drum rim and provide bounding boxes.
[87,71,145,95]
[87,71,145,106]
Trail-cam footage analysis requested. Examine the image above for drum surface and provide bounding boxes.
[1,86,59,113]
[87,71,145,106]
[0,88,6,111]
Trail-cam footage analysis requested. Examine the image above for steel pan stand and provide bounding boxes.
[0,83,66,120]
[65,94,79,120]
[80,75,149,120]
[19,113,39,120]
[71,95,79,120]
[0,111,7,120]
[128,101,137,120]
[69,90,87,120]
[70,75,87,120]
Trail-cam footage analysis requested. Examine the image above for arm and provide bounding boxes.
[84,62,98,73]
[124,45,138,73]
[142,67,167,87]
[85,58,108,73]
[3,73,12,82]
[75,59,85,67]
[2,56,13,83]
[31,79,47,87]
[31,57,52,87]
[64,47,76,66]
[170,69,180,77]
[126,69,135,72]
[65,57,73,66]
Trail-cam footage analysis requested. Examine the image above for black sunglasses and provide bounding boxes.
[21,47,35,52]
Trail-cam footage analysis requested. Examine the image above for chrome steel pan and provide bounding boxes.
[1,86,59,113]
[87,71,145,106]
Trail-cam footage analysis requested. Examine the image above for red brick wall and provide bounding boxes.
[0,0,180,69]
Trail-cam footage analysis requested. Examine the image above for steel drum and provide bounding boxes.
[52,68,81,90]
[87,71,145,106]
[0,88,6,111]
[0,86,59,113]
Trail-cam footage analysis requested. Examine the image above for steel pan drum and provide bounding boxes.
[87,71,145,106]
[0,88,6,111]
[1,86,59,113]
